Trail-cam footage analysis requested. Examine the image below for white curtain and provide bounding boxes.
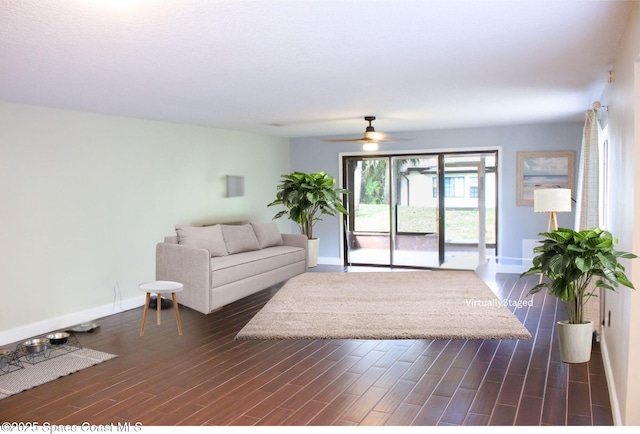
[574,109,601,330]
[575,109,600,230]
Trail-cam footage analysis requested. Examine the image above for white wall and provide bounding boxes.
[601,2,640,425]
[0,102,289,345]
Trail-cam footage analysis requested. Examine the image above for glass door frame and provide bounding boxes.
[390,154,441,268]
[339,147,501,269]
[344,155,393,266]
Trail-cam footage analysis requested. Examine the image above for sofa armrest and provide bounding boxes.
[156,242,211,314]
[281,233,308,271]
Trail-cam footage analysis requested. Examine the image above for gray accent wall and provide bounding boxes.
[289,121,583,263]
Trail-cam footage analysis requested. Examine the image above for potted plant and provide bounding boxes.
[268,171,349,267]
[521,227,636,363]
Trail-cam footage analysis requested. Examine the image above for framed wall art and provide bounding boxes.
[516,151,575,206]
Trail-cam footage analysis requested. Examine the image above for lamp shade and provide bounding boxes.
[533,188,572,213]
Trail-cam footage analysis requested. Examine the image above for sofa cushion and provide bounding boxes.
[250,221,284,249]
[221,224,261,254]
[175,224,228,257]
[210,246,307,288]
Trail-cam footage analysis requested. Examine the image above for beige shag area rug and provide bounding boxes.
[235,271,532,340]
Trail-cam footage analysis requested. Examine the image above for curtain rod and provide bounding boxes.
[592,101,608,111]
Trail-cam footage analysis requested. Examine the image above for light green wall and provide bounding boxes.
[0,102,289,340]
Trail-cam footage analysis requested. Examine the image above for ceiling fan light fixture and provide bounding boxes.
[364,130,383,141]
[362,141,379,151]
[322,115,408,145]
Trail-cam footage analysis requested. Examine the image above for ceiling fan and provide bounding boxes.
[322,116,406,150]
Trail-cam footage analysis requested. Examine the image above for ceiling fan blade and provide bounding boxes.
[323,136,410,143]
[321,116,412,143]
[322,137,369,142]
[379,137,411,142]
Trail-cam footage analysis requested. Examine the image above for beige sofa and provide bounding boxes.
[156,222,307,314]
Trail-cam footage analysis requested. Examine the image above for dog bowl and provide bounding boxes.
[23,338,49,354]
[70,322,99,333]
[47,332,70,345]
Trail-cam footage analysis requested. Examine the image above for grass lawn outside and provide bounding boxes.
[353,204,496,243]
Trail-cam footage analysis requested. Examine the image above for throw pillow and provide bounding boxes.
[221,224,261,254]
[250,221,284,249]
[175,224,228,257]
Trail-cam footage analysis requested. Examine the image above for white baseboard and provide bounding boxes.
[600,332,622,425]
[486,256,531,274]
[0,295,146,347]
[494,263,529,274]
[318,256,343,266]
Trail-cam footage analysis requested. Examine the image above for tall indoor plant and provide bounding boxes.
[269,171,348,267]
[521,227,636,363]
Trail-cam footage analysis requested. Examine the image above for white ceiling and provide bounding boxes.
[0,0,633,139]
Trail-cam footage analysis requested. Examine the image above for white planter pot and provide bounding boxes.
[307,238,319,268]
[557,320,593,363]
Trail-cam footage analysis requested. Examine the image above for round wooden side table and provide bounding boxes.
[138,281,184,336]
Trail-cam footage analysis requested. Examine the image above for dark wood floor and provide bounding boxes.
[1,267,613,426]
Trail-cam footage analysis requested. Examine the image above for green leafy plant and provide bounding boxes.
[521,227,636,324]
[268,171,349,240]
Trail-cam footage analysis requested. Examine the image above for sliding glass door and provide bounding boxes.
[441,153,497,269]
[391,155,440,267]
[343,151,497,270]
[344,157,391,265]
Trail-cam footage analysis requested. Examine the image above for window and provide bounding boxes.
[433,176,465,198]
[469,176,478,198]
[445,177,465,198]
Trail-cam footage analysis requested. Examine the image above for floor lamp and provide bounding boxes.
[533,188,572,283]
[534,188,572,232]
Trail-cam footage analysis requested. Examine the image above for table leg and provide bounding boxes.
[172,292,183,336]
[157,293,162,325]
[140,292,151,336]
